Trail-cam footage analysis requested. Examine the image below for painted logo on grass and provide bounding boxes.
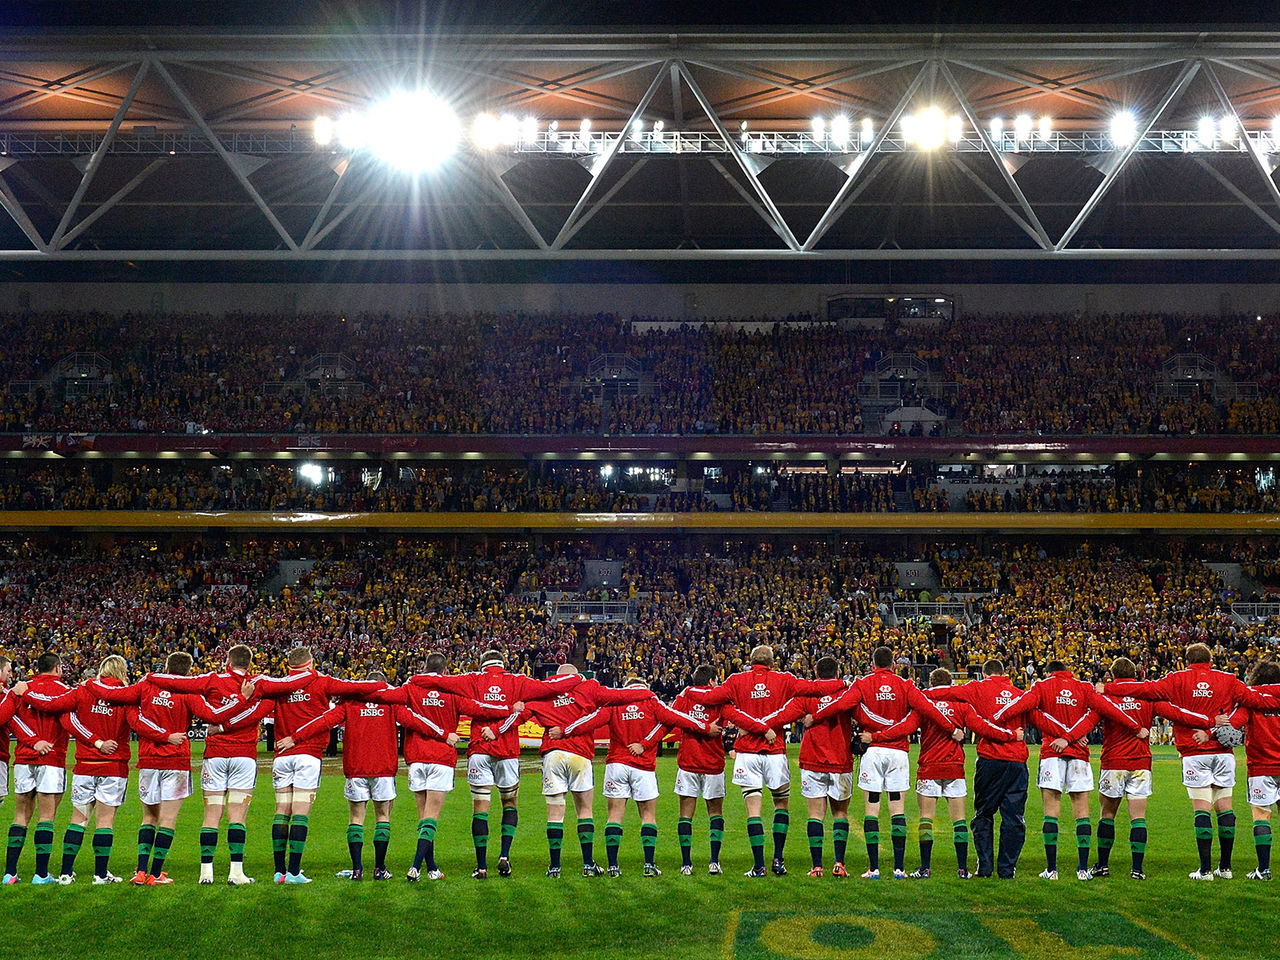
[728,910,1195,959]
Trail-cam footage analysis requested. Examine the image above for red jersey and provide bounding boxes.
[293,699,442,779]
[565,694,708,772]
[87,678,242,771]
[1228,682,1280,777]
[149,669,262,760]
[1106,662,1280,757]
[12,674,73,767]
[996,671,1139,762]
[933,676,1028,763]
[909,692,1017,781]
[250,669,387,759]
[745,692,853,774]
[524,678,654,759]
[0,688,18,764]
[813,668,955,753]
[25,678,133,778]
[410,666,579,760]
[699,665,844,755]
[1098,695,1211,771]
[370,680,509,767]
[669,686,733,775]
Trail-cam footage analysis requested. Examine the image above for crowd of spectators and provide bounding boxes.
[2,309,1280,438]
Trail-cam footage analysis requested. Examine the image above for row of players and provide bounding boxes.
[0,641,1278,885]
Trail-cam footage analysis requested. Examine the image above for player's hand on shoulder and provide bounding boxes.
[11,679,27,696]
[241,679,256,699]
[1094,681,1105,693]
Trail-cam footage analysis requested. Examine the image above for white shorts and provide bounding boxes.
[467,754,520,791]
[801,769,854,802]
[344,776,396,803]
[1099,768,1153,800]
[674,768,727,800]
[732,753,791,792]
[201,757,257,794]
[1247,775,1280,808]
[542,750,594,796]
[1182,753,1236,790]
[916,777,967,799]
[603,763,659,802]
[1038,757,1094,794]
[0,764,8,799]
[71,774,127,808]
[858,746,910,794]
[138,769,192,805]
[272,755,322,792]
[12,764,66,795]
[408,762,456,794]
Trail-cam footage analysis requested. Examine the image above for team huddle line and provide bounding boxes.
[0,640,1278,886]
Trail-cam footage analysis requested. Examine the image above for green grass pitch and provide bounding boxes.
[0,744,1269,959]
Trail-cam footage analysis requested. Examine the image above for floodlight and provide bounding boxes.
[335,111,368,150]
[832,114,850,147]
[915,106,946,151]
[1014,114,1033,142]
[948,115,963,143]
[989,116,1004,142]
[498,113,519,146]
[1198,116,1216,147]
[1111,111,1137,147]
[299,463,324,485]
[1219,116,1237,143]
[811,116,826,140]
[472,113,500,150]
[630,120,645,142]
[313,116,334,146]
[363,90,460,172]
[520,117,538,144]
[580,118,592,132]
[1038,116,1052,140]
[861,117,874,143]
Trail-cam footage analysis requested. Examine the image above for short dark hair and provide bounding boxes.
[287,647,313,668]
[872,647,893,669]
[983,658,1005,677]
[480,649,505,668]
[1249,660,1280,686]
[165,652,193,676]
[226,645,252,669]
[815,656,840,680]
[1110,657,1137,680]
[1186,643,1212,665]
[1046,660,1067,674]
[36,652,60,674]
[425,653,447,673]
[930,667,953,687]
[691,664,715,686]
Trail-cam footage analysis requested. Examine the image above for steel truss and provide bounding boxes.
[4,31,1280,259]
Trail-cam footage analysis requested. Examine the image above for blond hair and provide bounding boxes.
[98,655,128,683]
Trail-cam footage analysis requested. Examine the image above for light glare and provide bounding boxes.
[1014,114,1033,142]
[1111,111,1137,147]
[1198,116,1216,146]
[861,117,874,143]
[363,90,460,172]
[313,116,334,146]
[832,114,850,147]
[1038,116,1052,140]
[472,113,500,150]
[914,106,946,151]
[1219,116,1237,142]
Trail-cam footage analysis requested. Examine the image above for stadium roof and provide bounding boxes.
[8,22,1280,272]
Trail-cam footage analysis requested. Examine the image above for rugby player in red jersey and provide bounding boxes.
[698,645,844,877]
[669,665,734,876]
[1220,660,1280,881]
[1090,656,1212,880]
[1103,642,1280,880]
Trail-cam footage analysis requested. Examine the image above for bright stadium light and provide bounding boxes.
[900,113,917,144]
[313,116,334,146]
[811,116,826,140]
[472,112,500,150]
[832,114,850,147]
[914,106,946,150]
[1014,114,1033,143]
[948,114,964,143]
[1038,115,1052,140]
[1111,110,1137,147]
[498,113,520,146]
[520,116,538,144]
[363,90,460,172]
[298,463,324,486]
[1198,116,1216,147]
[1219,115,1237,143]
[335,111,368,150]
[989,116,1004,142]
[861,117,874,143]
[653,119,665,141]
[630,119,645,141]
[548,120,560,142]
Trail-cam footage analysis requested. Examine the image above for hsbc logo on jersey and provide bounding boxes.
[1055,688,1078,706]
[938,702,955,718]
[876,683,895,701]
[1193,681,1213,698]
[750,683,770,700]
[151,693,174,708]
[622,705,645,720]
[359,705,384,718]
[552,695,576,708]
[286,691,311,703]
[995,690,1016,705]
[90,701,114,716]
[422,692,445,708]
[1121,698,1141,710]
[690,704,710,719]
